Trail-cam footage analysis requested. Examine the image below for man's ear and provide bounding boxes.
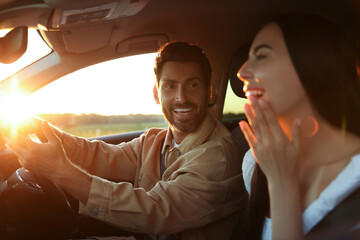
[153,85,160,104]
[207,85,215,107]
[208,85,213,101]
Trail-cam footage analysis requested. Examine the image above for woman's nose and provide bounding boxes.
[237,61,251,82]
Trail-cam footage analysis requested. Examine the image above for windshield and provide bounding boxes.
[27,53,166,138]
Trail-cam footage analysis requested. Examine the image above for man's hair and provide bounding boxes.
[154,41,212,87]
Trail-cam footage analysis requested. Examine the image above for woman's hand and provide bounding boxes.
[239,96,302,183]
[239,96,303,239]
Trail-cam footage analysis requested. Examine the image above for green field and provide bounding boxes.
[61,122,168,138]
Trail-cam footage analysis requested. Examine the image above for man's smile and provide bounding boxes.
[173,107,194,119]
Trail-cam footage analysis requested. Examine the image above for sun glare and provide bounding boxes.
[0,28,52,138]
[0,82,35,137]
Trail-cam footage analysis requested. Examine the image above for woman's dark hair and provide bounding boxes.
[275,14,360,136]
[241,14,360,239]
[154,41,212,87]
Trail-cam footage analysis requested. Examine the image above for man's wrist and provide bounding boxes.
[56,161,92,204]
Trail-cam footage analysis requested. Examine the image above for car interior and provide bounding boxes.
[0,0,359,239]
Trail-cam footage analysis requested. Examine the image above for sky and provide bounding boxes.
[0,29,245,117]
[28,53,164,115]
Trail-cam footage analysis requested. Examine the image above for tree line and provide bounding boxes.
[37,113,166,128]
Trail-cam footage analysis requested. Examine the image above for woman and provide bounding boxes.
[237,14,360,239]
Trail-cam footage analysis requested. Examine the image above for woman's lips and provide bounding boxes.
[245,88,265,98]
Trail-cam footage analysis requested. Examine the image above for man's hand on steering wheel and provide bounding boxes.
[6,120,71,184]
[6,119,93,205]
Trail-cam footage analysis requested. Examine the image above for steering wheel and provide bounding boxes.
[0,167,78,237]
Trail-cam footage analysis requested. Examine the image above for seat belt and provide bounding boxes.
[305,187,360,239]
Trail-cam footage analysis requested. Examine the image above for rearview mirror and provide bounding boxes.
[0,27,28,64]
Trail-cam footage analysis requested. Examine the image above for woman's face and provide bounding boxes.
[237,23,308,116]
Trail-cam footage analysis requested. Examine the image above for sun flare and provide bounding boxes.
[0,83,35,138]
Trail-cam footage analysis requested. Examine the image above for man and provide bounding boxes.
[8,42,243,239]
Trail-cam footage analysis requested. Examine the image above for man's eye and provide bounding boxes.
[189,82,199,88]
[164,84,174,89]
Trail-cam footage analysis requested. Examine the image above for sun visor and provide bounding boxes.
[116,34,169,57]
[61,23,113,53]
[46,0,149,30]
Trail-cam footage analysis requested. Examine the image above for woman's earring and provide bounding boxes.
[304,116,319,137]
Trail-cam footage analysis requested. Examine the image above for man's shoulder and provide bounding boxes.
[125,128,168,151]
[207,119,235,145]
[202,120,244,163]
[138,127,168,143]
[182,121,243,179]
[189,120,240,159]
[143,127,168,136]
[214,119,232,135]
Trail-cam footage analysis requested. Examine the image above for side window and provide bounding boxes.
[222,81,248,120]
[28,53,168,138]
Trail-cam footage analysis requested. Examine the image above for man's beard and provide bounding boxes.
[162,102,207,134]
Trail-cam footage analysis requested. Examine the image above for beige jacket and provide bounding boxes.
[60,113,244,240]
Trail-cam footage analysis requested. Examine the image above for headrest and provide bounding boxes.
[228,42,251,98]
